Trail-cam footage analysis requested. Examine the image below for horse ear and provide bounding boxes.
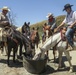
[28,22,30,25]
[24,22,27,25]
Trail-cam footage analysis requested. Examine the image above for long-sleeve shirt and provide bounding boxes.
[0,12,9,28]
[63,11,76,26]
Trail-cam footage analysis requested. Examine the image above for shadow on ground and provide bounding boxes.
[40,65,55,75]
[0,55,76,74]
[40,56,76,75]
[0,59,23,68]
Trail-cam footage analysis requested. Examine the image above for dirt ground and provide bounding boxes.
[0,42,76,75]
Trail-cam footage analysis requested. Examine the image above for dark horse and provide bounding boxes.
[17,22,40,51]
[16,22,40,58]
[6,26,32,65]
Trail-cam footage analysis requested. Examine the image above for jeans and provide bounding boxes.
[65,27,75,47]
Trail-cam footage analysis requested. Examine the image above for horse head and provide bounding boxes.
[30,27,40,48]
[22,22,30,36]
[43,25,52,38]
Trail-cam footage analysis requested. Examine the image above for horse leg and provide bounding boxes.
[64,50,73,72]
[4,42,8,55]
[53,47,57,62]
[1,47,4,56]
[13,47,18,63]
[23,42,27,53]
[36,42,38,48]
[46,50,51,62]
[19,43,23,56]
[7,47,11,66]
[13,48,15,63]
[0,41,4,56]
[58,50,63,69]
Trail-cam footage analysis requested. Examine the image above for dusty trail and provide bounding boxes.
[0,41,76,75]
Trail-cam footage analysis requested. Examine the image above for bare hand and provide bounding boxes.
[54,28,58,33]
[69,25,73,28]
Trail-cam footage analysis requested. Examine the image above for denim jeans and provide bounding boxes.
[65,27,75,47]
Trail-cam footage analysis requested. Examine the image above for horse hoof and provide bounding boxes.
[69,69,72,73]
[68,67,73,73]
[56,66,62,70]
[56,68,61,71]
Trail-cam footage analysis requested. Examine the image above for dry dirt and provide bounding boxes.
[0,41,76,75]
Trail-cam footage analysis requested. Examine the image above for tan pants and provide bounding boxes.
[0,28,7,42]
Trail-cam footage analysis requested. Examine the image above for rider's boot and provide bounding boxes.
[67,45,75,51]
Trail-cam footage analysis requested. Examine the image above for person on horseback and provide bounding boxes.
[0,6,10,42]
[46,13,57,32]
[0,6,10,28]
[55,3,76,51]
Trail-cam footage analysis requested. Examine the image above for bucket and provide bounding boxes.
[23,53,48,74]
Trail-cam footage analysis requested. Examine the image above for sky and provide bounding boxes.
[0,0,76,27]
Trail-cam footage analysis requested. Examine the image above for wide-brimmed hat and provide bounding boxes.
[63,4,73,11]
[46,13,53,18]
[1,6,10,11]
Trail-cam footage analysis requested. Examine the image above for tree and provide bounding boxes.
[8,8,17,26]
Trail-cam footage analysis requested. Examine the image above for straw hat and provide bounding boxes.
[1,6,10,11]
[46,13,53,18]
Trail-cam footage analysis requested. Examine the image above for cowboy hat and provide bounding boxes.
[1,6,10,11]
[63,3,73,11]
[46,13,53,18]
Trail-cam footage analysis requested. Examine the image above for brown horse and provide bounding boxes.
[30,27,40,49]
[42,23,52,43]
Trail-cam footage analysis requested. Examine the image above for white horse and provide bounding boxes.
[33,32,76,72]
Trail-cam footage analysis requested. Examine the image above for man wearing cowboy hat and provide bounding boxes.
[0,6,10,42]
[0,6,10,27]
[46,13,57,32]
[55,3,76,51]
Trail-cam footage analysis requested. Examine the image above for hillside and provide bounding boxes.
[30,15,65,38]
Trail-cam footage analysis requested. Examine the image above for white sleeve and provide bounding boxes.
[73,11,76,20]
[62,17,67,23]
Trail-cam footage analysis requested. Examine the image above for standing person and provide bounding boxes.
[0,6,10,42]
[55,4,76,51]
[46,13,57,32]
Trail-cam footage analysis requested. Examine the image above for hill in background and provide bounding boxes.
[30,15,65,38]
